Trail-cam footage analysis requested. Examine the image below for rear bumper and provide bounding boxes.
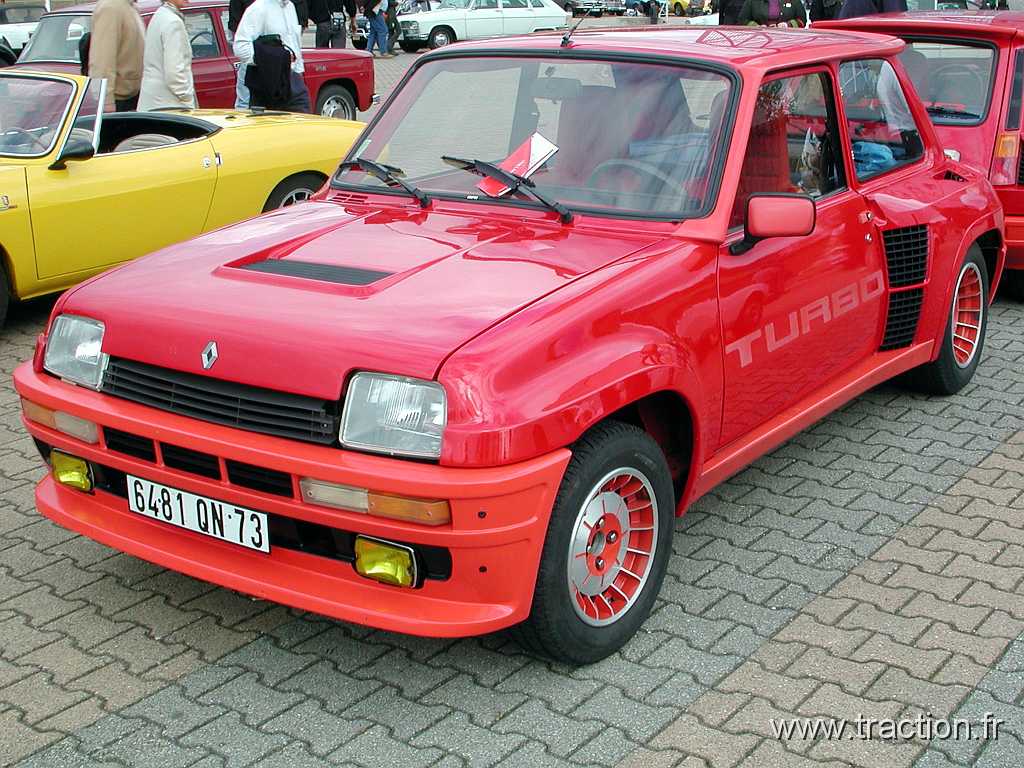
[14,362,570,637]
[1004,214,1024,270]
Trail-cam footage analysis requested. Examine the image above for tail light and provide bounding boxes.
[990,131,1019,186]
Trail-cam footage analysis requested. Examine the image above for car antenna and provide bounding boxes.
[561,13,587,47]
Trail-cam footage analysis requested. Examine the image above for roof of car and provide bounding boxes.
[444,26,903,72]
[817,10,1024,39]
[51,0,225,14]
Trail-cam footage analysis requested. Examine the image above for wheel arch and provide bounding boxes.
[263,170,330,211]
[973,228,1003,297]
[319,78,357,106]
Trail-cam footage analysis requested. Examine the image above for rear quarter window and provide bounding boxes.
[898,39,996,126]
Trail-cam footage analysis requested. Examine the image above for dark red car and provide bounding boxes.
[819,11,1024,300]
[14,27,1005,663]
[14,0,374,119]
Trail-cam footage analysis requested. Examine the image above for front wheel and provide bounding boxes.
[263,172,325,212]
[513,421,674,664]
[1003,269,1024,302]
[906,244,989,395]
[428,26,454,48]
[315,84,357,120]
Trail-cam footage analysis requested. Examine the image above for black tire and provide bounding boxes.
[513,421,674,664]
[1002,269,1024,302]
[399,40,421,53]
[315,84,357,120]
[428,26,455,48]
[352,37,367,50]
[906,244,989,395]
[262,172,325,212]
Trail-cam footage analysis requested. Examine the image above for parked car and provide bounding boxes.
[13,0,373,119]
[0,1,48,53]
[555,0,626,16]
[14,26,1004,664]
[0,70,363,324]
[669,0,706,15]
[818,11,1024,300]
[396,0,568,51]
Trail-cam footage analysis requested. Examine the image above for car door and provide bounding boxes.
[467,0,503,38]
[717,68,888,447]
[25,81,218,279]
[499,0,534,33]
[184,8,236,108]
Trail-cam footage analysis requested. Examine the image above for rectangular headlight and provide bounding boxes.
[43,315,108,390]
[340,372,446,459]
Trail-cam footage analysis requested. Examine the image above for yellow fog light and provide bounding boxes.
[354,536,416,587]
[50,450,93,492]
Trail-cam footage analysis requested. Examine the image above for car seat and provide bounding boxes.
[112,133,179,153]
[553,86,630,186]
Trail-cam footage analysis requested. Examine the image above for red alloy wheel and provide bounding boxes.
[566,467,659,626]
[951,261,984,369]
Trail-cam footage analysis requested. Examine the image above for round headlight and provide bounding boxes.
[341,372,446,459]
[43,314,109,390]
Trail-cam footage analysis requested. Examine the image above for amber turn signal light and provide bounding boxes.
[50,450,93,492]
[21,398,99,444]
[354,536,416,587]
[300,477,451,526]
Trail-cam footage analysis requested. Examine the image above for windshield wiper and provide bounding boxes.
[441,155,573,224]
[926,104,981,120]
[337,158,430,208]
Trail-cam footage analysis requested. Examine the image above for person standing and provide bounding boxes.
[737,0,806,26]
[233,0,311,112]
[138,0,196,111]
[835,0,904,18]
[311,0,355,46]
[712,0,746,25]
[229,0,256,107]
[364,0,393,58]
[88,0,145,111]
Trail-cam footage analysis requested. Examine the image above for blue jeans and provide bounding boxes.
[366,12,388,55]
[235,63,249,109]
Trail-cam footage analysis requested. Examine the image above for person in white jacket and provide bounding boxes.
[137,0,196,111]
[233,0,309,112]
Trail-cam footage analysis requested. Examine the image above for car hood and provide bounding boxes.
[63,199,665,400]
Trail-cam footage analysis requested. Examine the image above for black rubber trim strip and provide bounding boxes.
[240,259,392,286]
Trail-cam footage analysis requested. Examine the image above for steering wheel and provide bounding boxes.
[587,158,680,202]
[190,30,215,47]
[1,127,49,151]
[928,64,985,104]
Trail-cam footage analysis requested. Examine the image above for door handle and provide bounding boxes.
[0,195,16,211]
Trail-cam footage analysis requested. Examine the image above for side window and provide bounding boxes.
[839,59,924,182]
[475,0,499,8]
[184,12,221,59]
[503,0,530,6]
[730,71,846,229]
[220,10,234,45]
[530,0,545,6]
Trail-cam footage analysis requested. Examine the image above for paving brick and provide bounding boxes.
[411,712,522,768]
[570,724,642,766]
[926,531,1005,563]
[645,605,735,650]
[3,671,90,724]
[687,691,750,728]
[976,520,1024,547]
[901,592,990,633]
[959,581,1024,620]
[424,643,529,689]
[933,654,990,689]
[495,664,601,715]
[740,740,851,768]
[111,595,203,639]
[246,741,325,768]
[573,685,678,742]
[102,723,210,768]
[277,660,381,713]
[344,685,449,739]
[785,647,884,696]
[0,584,85,627]
[697,565,787,604]
[775,615,870,657]
[659,579,729,615]
[0,613,63,660]
[42,606,137,651]
[123,684,225,738]
[180,711,289,768]
[93,626,185,675]
[291,626,390,670]
[491,699,601,758]
[850,635,949,679]
[164,616,256,663]
[995,544,1024,568]
[872,541,952,575]
[718,662,817,711]
[917,624,1010,666]
[884,564,970,602]
[264,699,371,756]
[0,708,63,764]
[180,589,271,628]
[650,712,759,768]
[798,595,857,625]
[36,696,107,734]
[67,576,153,618]
[705,594,794,637]
[644,639,743,686]
[838,603,930,645]
[976,610,1024,640]
[831,575,914,613]
[67,661,164,711]
[807,731,923,768]
[865,668,970,719]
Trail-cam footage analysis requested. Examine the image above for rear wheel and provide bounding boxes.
[906,245,989,395]
[315,84,357,120]
[352,37,367,50]
[1003,269,1024,302]
[428,26,454,48]
[513,421,674,664]
[263,172,325,212]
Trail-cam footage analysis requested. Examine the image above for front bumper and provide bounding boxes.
[14,362,570,637]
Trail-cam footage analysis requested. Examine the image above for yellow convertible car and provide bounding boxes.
[0,71,364,325]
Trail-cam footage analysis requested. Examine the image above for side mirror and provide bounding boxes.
[48,135,95,171]
[730,193,816,255]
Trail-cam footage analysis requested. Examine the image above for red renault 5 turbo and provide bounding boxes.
[14,27,1005,663]
[819,11,1024,301]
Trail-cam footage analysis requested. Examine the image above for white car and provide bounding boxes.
[398,0,568,51]
[0,1,48,54]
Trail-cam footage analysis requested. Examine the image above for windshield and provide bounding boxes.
[337,57,732,218]
[898,40,995,125]
[0,76,74,157]
[19,14,90,64]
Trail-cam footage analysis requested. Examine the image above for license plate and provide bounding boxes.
[127,475,270,553]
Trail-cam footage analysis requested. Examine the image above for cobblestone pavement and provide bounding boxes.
[3,27,1024,768]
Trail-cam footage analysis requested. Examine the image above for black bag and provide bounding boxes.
[78,32,91,76]
[245,34,293,109]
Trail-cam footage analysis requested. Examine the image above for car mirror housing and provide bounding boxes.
[731,193,816,255]
[49,136,95,171]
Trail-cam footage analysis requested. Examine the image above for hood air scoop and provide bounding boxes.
[239,259,393,286]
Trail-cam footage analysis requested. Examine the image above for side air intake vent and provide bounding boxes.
[239,259,392,286]
[881,288,924,351]
[882,225,929,288]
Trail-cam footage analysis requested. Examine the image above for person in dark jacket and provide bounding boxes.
[713,0,747,25]
[807,0,840,20]
[310,0,356,47]
[228,0,255,32]
[836,0,904,19]
[738,0,806,26]
[292,0,310,26]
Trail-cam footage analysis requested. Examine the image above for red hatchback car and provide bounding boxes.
[819,11,1024,301]
[14,27,1005,663]
[14,0,374,119]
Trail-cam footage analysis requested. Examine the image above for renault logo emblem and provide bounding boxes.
[201,341,218,370]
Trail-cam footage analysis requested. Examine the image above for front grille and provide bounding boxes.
[162,443,220,479]
[102,358,338,445]
[880,288,924,350]
[226,460,293,498]
[105,427,156,462]
[882,225,929,288]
